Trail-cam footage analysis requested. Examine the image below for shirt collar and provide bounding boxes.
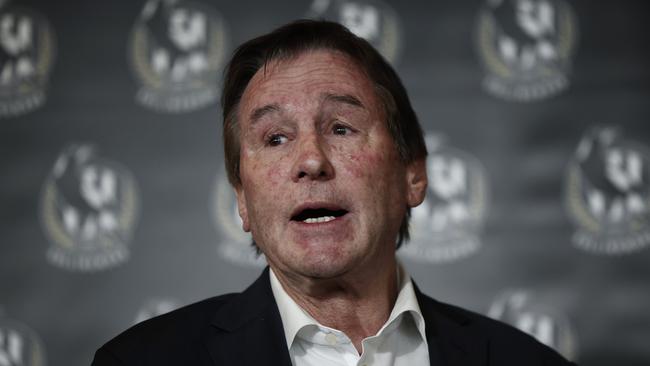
[269,262,427,350]
[269,268,319,349]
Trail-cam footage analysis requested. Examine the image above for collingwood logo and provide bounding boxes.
[400,133,488,263]
[475,0,577,101]
[0,314,46,366]
[134,298,181,324]
[129,0,228,113]
[40,144,140,271]
[211,169,266,267]
[0,3,55,117]
[489,289,578,361]
[565,126,650,255]
[307,0,402,64]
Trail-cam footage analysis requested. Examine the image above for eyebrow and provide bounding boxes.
[249,103,280,124]
[323,93,365,109]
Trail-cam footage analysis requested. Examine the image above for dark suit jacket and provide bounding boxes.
[92,268,575,365]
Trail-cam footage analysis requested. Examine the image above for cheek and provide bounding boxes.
[241,158,281,212]
[344,149,394,180]
[247,162,283,191]
[242,149,283,186]
[347,155,371,179]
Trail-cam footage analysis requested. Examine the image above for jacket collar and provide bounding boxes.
[206,267,292,366]
[415,283,488,366]
[205,267,488,366]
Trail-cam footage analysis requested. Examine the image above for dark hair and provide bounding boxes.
[221,19,427,248]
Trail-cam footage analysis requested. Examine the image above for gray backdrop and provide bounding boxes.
[1,0,649,365]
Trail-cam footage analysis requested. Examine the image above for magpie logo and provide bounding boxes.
[307,0,401,64]
[211,169,266,267]
[489,289,578,361]
[40,144,140,271]
[400,133,489,263]
[565,126,650,255]
[0,4,55,117]
[0,315,46,366]
[476,0,577,101]
[129,0,228,113]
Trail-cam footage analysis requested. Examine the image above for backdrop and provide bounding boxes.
[1,0,649,365]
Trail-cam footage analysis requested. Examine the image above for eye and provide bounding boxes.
[267,134,288,146]
[268,134,287,146]
[333,124,352,136]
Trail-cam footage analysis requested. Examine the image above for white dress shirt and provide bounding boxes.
[269,265,430,366]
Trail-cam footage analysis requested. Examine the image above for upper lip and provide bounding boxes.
[290,201,350,221]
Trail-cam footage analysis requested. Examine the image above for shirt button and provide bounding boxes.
[325,333,338,345]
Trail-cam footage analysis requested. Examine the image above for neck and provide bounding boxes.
[271,257,398,353]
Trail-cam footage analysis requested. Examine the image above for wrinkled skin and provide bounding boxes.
[235,49,427,284]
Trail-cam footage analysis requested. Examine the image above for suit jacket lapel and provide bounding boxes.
[416,285,488,366]
[205,267,292,366]
[204,270,489,366]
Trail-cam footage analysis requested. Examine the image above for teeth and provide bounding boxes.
[303,216,336,224]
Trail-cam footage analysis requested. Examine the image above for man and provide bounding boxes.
[92,20,575,366]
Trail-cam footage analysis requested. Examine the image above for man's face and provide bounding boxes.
[235,49,426,279]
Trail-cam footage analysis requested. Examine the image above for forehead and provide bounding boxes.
[239,49,381,118]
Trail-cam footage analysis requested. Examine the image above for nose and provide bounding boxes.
[292,134,334,182]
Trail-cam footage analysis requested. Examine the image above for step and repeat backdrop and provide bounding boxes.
[1,0,649,365]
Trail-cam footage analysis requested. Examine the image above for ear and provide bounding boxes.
[234,185,251,232]
[405,158,428,208]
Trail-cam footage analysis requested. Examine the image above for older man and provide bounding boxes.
[92,20,575,366]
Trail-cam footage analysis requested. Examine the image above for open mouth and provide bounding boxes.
[291,207,348,224]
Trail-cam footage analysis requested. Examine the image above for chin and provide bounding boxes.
[291,250,359,279]
[297,264,349,279]
[265,235,363,278]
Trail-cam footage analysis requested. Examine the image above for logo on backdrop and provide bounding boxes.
[565,126,650,255]
[40,144,140,271]
[489,289,578,361]
[129,0,228,113]
[475,0,577,101]
[0,4,55,117]
[211,169,266,267]
[0,314,46,366]
[134,298,181,324]
[399,133,489,263]
[307,0,402,64]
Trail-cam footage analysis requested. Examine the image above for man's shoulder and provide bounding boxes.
[94,293,237,364]
[421,294,533,341]
[116,293,236,341]
[418,293,576,365]
[93,269,280,365]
